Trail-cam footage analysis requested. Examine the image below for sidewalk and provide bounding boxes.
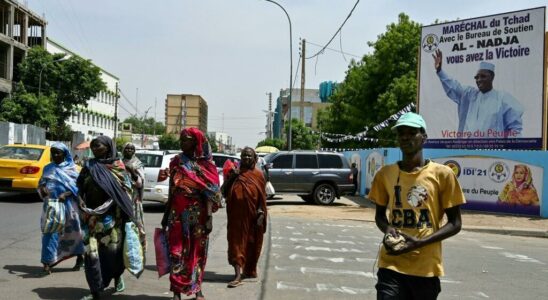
[343,195,548,238]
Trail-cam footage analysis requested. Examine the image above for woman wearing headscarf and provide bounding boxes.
[38,142,84,275]
[222,147,267,288]
[122,142,146,250]
[161,127,221,300]
[77,136,136,300]
[499,164,540,206]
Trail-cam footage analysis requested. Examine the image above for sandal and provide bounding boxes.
[227,280,243,288]
[115,276,125,293]
[72,256,84,271]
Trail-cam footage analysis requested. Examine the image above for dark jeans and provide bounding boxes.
[376,268,441,300]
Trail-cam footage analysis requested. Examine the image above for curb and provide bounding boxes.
[462,226,548,239]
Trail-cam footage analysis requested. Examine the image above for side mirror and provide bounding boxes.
[265,163,273,169]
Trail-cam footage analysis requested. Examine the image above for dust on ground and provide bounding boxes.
[267,195,548,232]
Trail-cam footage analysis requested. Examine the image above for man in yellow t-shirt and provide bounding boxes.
[368,112,466,299]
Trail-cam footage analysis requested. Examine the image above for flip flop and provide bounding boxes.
[227,280,243,288]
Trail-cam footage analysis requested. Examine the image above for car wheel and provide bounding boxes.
[313,183,336,205]
[300,194,315,204]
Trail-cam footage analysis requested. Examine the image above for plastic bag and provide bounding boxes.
[123,222,144,278]
[41,198,66,234]
[154,228,170,277]
[266,181,275,197]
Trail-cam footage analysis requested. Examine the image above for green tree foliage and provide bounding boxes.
[256,138,285,150]
[0,46,106,140]
[207,134,218,153]
[121,116,166,135]
[285,119,319,150]
[159,134,180,150]
[318,13,421,148]
[115,136,132,152]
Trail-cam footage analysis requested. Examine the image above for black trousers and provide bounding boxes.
[376,268,441,300]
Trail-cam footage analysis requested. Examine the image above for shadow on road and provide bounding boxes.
[143,202,165,213]
[33,287,169,299]
[4,264,52,279]
[266,200,347,207]
[0,192,41,203]
[203,270,233,283]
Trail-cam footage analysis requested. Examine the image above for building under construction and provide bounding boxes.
[165,94,208,135]
[0,0,46,96]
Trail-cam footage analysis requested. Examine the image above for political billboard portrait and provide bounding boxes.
[431,156,543,216]
[418,7,546,150]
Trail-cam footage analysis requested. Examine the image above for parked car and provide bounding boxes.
[0,144,51,192]
[263,151,354,205]
[135,150,176,204]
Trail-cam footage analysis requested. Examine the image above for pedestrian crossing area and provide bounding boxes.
[262,217,382,299]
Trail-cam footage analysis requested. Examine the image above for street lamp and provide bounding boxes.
[38,56,67,97]
[264,0,293,150]
[142,106,152,148]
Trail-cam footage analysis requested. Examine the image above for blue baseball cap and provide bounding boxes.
[391,112,427,133]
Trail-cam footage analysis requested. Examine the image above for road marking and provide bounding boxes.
[300,267,375,278]
[294,245,366,253]
[475,291,490,298]
[285,226,295,229]
[481,246,503,250]
[440,279,462,284]
[272,244,282,248]
[308,223,366,228]
[292,232,303,235]
[276,281,375,295]
[288,253,375,263]
[501,252,545,264]
[316,232,325,236]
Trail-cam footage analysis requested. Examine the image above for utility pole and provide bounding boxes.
[141,106,152,148]
[300,38,305,123]
[153,98,157,136]
[113,82,119,141]
[135,88,139,116]
[266,92,273,139]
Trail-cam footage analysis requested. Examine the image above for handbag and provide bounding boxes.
[123,222,144,278]
[154,228,170,277]
[266,181,275,197]
[41,198,66,234]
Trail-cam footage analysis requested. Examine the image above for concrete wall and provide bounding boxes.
[344,148,548,218]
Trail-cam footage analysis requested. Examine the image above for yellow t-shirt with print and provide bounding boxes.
[368,161,466,277]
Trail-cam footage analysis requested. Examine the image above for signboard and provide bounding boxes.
[418,7,546,149]
[432,156,543,216]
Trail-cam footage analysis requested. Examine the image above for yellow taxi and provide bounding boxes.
[0,144,51,192]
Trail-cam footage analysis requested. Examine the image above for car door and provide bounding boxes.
[292,154,319,193]
[267,153,294,192]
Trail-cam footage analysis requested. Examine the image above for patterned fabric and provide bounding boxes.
[167,128,220,295]
[499,164,540,206]
[39,142,84,267]
[122,142,146,250]
[78,136,133,293]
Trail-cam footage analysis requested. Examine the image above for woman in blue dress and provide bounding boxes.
[38,142,84,274]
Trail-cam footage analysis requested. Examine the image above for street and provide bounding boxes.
[0,192,547,299]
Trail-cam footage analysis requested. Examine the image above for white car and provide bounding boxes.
[135,150,176,204]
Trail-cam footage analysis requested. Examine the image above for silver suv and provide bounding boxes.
[263,151,354,205]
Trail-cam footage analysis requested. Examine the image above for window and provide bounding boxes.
[295,154,318,169]
[135,153,163,168]
[318,154,343,168]
[271,154,293,169]
[0,146,43,161]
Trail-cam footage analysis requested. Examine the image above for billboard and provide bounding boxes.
[431,156,543,216]
[418,7,546,149]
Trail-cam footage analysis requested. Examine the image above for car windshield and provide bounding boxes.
[212,155,240,169]
[135,153,163,168]
[0,146,44,161]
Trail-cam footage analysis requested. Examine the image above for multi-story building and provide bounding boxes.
[273,88,330,139]
[0,0,46,96]
[165,94,208,134]
[47,38,119,141]
[207,131,234,154]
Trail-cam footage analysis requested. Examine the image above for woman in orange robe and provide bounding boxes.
[223,147,267,287]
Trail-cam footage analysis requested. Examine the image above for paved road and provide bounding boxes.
[2,192,548,300]
[262,199,548,300]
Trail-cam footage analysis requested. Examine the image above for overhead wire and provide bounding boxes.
[305,40,360,58]
[306,0,360,60]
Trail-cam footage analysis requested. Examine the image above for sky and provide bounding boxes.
[24,0,548,149]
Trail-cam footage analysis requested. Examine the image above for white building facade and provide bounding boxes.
[46,38,118,141]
